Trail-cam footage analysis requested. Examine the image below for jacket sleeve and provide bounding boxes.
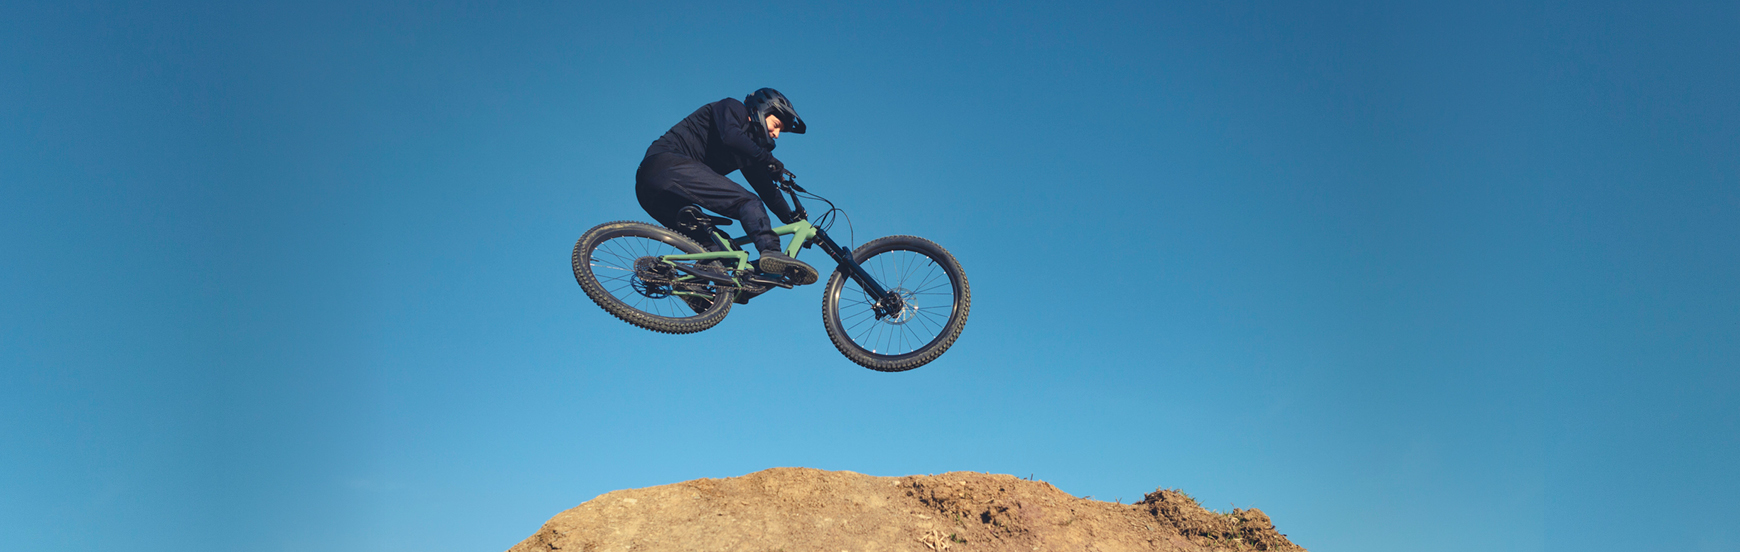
[713,99,782,174]
[743,163,797,224]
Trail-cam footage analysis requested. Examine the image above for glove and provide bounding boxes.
[766,159,786,180]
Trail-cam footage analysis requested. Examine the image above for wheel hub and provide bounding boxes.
[877,287,919,325]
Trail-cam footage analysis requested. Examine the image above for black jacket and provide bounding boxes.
[644,97,792,221]
[646,98,780,176]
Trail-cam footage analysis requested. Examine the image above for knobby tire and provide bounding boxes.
[821,235,970,372]
[572,221,735,334]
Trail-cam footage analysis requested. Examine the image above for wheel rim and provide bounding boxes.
[833,248,958,357]
[589,233,711,319]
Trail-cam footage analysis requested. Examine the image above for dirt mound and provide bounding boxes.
[508,468,1304,552]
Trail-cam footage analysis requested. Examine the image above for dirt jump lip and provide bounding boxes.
[508,467,1305,552]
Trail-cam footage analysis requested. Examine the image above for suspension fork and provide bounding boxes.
[812,227,904,319]
[782,179,905,319]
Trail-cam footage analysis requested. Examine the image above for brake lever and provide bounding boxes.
[785,174,807,194]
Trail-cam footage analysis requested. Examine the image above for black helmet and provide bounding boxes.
[745,87,806,135]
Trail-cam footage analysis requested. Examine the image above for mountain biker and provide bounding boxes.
[635,88,819,306]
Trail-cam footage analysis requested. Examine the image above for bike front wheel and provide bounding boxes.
[573,221,735,334]
[821,235,970,372]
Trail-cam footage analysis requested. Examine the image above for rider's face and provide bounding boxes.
[763,114,784,139]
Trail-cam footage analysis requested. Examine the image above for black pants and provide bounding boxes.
[635,152,779,252]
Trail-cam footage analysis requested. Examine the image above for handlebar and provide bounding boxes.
[774,169,806,193]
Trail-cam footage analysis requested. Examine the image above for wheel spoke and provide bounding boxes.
[583,231,716,321]
[820,238,968,369]
[832,248,954,357]
[912,271,948,294]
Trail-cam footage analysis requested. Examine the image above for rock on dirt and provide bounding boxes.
[508,467,1304,552]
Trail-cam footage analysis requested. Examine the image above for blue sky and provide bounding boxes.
[3,1,1736,551]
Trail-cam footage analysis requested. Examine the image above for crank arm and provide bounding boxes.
[742,272,795,289]
[665,262,736,285]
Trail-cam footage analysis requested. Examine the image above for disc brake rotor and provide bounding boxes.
[879,287,919,325]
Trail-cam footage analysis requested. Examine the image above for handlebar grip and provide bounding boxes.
[771,168,806,193]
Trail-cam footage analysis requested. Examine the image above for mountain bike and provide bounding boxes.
[571,175,969,372]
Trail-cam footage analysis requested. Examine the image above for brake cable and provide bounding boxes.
[780,174,855,250]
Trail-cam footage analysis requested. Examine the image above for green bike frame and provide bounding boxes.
[660,219,818,276]
[656,206,904,318]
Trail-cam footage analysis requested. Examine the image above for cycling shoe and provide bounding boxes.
[756,251,819,286]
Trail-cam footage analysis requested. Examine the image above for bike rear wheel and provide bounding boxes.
[821,235,970,371]
[573,221,735,334]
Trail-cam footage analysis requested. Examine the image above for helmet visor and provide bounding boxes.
[775,109,805,134]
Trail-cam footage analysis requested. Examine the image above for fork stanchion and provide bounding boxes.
[812,227,902,319]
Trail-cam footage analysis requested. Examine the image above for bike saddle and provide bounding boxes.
[676,206,734,231]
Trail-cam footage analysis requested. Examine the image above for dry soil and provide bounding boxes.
[508,467,1304,552]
